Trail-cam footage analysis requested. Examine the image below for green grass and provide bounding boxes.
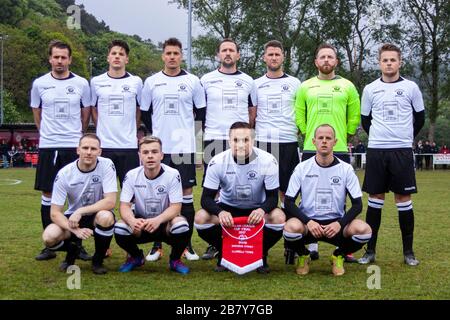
[0,168,449,299]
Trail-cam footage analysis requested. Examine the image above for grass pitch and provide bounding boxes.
[0,168,449,300]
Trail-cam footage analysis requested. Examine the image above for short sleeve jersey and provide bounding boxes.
[90,72,143,149]
[203,147,279,209]
[255,73,301,143]
[285,157,362,221]
[201,70,257,141]
[120,164,183,218]
[30,72,91,148]
[294,76,360,152]
[140,70,206,153]
[51,157,118,216]
[361,77,425,149]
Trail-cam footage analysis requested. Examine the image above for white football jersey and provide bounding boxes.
[286,157,362,221]
[120,164,183,218]
[30,72,91,148]
[90,72,143,149]
[140,70,206,153]
[201,70,257,140]
[204,147,279,209]
[255,74,301,143]
[361,77,425,149]
[51,157,118,216]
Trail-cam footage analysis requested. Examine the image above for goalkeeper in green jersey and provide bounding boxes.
[294,43,361,263]
[295,43,360,164]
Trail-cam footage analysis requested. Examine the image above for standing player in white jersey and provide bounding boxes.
[90,40,142,187]
[283,124,372,276]
[41,134,117,274]
[113,136,191,274]
[358,44,425,266]
[140,38,206,262]
[199,38,257,260]
[254,41,301,265]
[195,122,285,273]
[31,40,92,262]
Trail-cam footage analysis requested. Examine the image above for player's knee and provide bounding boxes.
[95,210,115,228]
[267,208,286,224]
[284,218,304,233]
[194,209,211,225]
[170,217,189,234]
[350,219,372,235]
[42,225,61,247]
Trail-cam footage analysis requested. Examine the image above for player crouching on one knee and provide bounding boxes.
[113,136,191,274]
[283,124,372,276]
[42,133,117,275]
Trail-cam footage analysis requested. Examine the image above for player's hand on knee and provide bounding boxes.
[248,208,265,225]
[72,227,93,240]
[322,222,341,238]
[218,211,233,227]
[68,211,82,229]
[306,220,324,238]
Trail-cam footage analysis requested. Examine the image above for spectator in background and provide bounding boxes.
[423,140,432,170]
[1,139,9,168]
[354,141,366,169]
[415,140,424,170]
[440,144,449,154]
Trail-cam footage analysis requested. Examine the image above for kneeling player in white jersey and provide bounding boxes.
[41,134,117,274]
[114,136,190,274]
[195,122,285,274]
[283,124,372,276]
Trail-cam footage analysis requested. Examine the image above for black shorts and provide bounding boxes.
[202,139,230,185]
[35,148,78,192]
[162,153,196,188]
[257,141,299,192]
[301,218,346,246]
[301,151,350,164]
[218,203,258,217]
[362,148,417,195]
[133,222,183,248]
[101,149,139,186]
[67,211,115,230]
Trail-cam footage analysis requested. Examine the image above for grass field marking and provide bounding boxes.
[0,179,22,185]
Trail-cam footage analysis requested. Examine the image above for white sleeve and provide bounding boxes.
[360,86,372,116]
[411,83,425,112]
[345,166,362,199]
[263,157,280,190]
[102,160,118,194]
[30,80,41,108]
[168,172,183,204]
[193,77,206,109]
[285,165,302,199]
[51,172,68,206]
[139,78,152,111]
[90,78,98,107]
[81,79,91,108]
[120,172,135,203]
[203,160,221,190]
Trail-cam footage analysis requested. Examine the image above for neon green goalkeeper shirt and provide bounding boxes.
[294,76,360,152]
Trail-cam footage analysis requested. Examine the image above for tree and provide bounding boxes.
[402,0,450,142]
[2,90,23,123]
[0,0,29,26]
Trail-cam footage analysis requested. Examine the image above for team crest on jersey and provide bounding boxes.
[395,89,404,96]
[66,86,76,94]
[122,84,130,92]
[156,185,166,194]
[330,176,342,186]
[247,170,258,180]
[235,80,243,88]
[91,175,101,184]
[178,83,188,92]
[332,86,341,92]
[281,84,290,92]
